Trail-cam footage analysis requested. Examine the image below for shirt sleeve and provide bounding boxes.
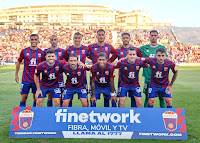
[18,49,24,63]
[170,62,178,73]
[110,66,115,79]
[136,48,142,57]
[109,49,118,63]
[141,61,149,68]
[141,57,152,64]
[35,64,42,76]
[114,61,122,69]
[90,66,96,79]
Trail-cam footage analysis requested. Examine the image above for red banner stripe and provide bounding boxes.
[12,107,20,116]
[178,116,185,124]
[25,107,32,110]
[10,115,19,125]
[176,108,182,116]
[12,124,19,131]
[179,124,186,133]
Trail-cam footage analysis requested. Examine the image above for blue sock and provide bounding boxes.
[47,100,53,107]
[33,101,36,107]
[20,101,26,107]
[167,106,172,108]
[91,100,96,107]
[60,100,63,107]
[104,98,109,107]
[148,104,153,108]
[68,100,72,107]
[111,100,117,107]
[131,97,137,107]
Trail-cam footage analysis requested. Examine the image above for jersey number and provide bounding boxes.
[71,77,78,84]
[99,77,107,83]
[155,71,163,78]
[29,58,37,66]
[48,73,56,80]
[128,72,135,79]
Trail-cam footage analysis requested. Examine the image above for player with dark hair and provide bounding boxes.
[34,49,66,107]
[42,35,67,107]
[62,53,89,107]
[114,48,149,107]
[87,29,116,107]
[110,32,142,107]
[90,53,116,107]
[141,48,178,108]
[139,30,168,108]
[15,34,43,107]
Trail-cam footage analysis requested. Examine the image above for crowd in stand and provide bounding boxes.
[0,27,199,64]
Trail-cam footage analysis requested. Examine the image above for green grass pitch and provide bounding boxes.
[0,65,199,143]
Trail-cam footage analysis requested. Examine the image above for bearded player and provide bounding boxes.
[141,48,178,108]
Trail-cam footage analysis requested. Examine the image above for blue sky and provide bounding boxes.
[0,0,199,27]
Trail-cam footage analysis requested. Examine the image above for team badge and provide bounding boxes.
[71,51,74,53]
[19,109,34,130]
[121,52,123,55]
[82,50,85,54]
[95,48,97,50]
[124,67,127,70]
[58,52,62,56]
[77,72,81,76]
[67,73,69,75]
[44,70,47,73]
[26,53,29,56]
[97,72,99,75]
[162,111,177,132]
[164,67,168,71]
[38,53,41,57]
[105,71,109,75]
[136,66,139,70]
[105,47,108,51]
[153,66,156,68]
[55,66,59,70]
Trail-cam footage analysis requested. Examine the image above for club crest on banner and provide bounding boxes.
[162,111,177,132]
[19,109,34,130]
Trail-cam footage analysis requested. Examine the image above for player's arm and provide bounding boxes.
[41,50,46,61]
[136,48,142,57]
[109,49,118,63]
[110,67,117,102]
[142,61,151,69]
[140,57,152,64]
[34,65,43,99]
[166,63,178,94]
[15,50,24,83]
[90,67,96,104]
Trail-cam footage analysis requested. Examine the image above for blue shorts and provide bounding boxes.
[95,85,111,100]
[148,85,172,98]
[20,81,37,94]
[63,88,87,100]
[59,82,65,93]
[118,86,142,98]
[38,87,61,98]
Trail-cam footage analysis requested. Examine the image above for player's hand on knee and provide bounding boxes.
[15,75,19,83]
[111,95,117,103]
[90,96,96,105]
[36,89,42,99]
[166,85,172,94]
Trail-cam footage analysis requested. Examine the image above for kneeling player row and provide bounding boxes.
[35,48,178,107]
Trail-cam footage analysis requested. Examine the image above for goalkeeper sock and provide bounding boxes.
[167,105,172,108]
[47,100,53,107]
[20,101,26,107]
[104,98,109,107]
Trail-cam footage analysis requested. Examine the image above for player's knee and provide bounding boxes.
[119,99,125,107]
[36,100,42,107]
[165,99,172,106]
[21,95,28,101]
[54,101,60,107]
[82,102,88,107]
[62,101,68,107]
[136,101,142,107]
[148,99,154,105]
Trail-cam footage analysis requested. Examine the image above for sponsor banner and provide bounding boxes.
[9,107,187,140]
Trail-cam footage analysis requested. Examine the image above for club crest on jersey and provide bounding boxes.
[162,111,177,132]
[124,67,128,70]
[19,109,34,130]
[71,51,74,53]
[66,73,69,75]
[44,70,47,73]
[153,66,156,68]
[55,66,59,70]
[26,53,29,56]
[105,71,109,75]
[164,67,168,71]
[94,48,97,50]
[38,53,41,57]
[77,72,81,76]
[97,72,99,75]
[58,52,62,56]
[82,50,85,54]
[136,66,139,70]
[105,47,108,51]
[121,52,123,55]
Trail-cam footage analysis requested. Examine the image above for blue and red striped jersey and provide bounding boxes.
[18,47,44,83]
[62,64,90,89]
[43,47,66,83]
[142,58,178,88]
[91,62,115,87]
[35,60,66,88]
[110,46,142,63]
[65,45,90,64]
[114,59,148,87]
[87,43,115,64]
